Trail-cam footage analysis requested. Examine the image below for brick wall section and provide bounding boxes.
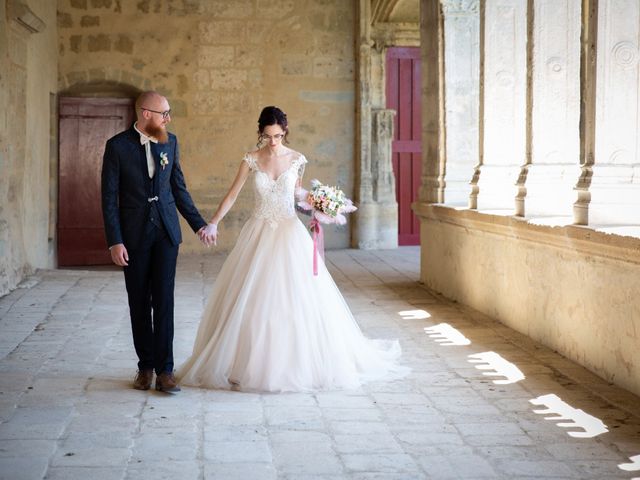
[57,0,356,251]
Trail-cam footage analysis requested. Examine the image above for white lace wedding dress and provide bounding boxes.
[177,152,408,392]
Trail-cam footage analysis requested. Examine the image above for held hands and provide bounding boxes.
[198,223,218,247]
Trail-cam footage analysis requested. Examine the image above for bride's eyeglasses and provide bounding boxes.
[261,133,285,141]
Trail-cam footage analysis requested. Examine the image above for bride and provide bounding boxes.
[177,106,408,392]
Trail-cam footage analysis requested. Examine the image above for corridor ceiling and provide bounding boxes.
[371,0,419,24]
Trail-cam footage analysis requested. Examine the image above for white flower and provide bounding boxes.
[159,152,169,170]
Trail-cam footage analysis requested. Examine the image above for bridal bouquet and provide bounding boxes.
[296,179,357,275]
[297,179,358,224]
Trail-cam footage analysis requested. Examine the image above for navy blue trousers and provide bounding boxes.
[123,222,179,374]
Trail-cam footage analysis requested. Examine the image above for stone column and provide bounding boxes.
[370,108,398,247]
[354,106,399,249]
[588,0,640,225]
[354,0,400,249]
[372,109,396,200]
[574,0,597,225]
[441,0,480,207]
[419,0,446,204]
[475,0,527,212]
[523,0,582,220]
[354,0,375,248]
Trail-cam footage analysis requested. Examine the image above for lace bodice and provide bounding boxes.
[243,153,307,228]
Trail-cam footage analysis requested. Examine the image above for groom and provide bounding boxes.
[101,91,211,393]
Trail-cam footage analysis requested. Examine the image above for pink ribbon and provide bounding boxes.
[310,218,324,276]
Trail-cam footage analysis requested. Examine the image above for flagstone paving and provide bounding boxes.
[0,247,639,479]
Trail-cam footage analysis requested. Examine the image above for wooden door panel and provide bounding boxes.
[398,152,412,233]
[58,97,134,266]
[412,59,422,140]
[412,152,422,238]
[398,58,413,141]
[387,47,422,246]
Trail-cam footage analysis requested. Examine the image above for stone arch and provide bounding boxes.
[58,68,151,98]
[55,68,144,265]
[372,0,420,24]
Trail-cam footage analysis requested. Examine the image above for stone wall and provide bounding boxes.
[0,0,58,296]
[415,205,640,398]
[57,0,355,252]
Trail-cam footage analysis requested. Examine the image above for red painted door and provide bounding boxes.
[58,97,134,266]
[386,47,422,246]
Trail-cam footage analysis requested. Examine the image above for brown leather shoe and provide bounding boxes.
[133,369,153,390]
[156,371,181,393]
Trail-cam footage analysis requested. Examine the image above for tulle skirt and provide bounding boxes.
[177,215,408,392]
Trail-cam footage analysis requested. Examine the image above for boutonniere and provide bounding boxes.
[159,152,169,170]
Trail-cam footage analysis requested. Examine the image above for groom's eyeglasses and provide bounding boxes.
[142,107,171,119]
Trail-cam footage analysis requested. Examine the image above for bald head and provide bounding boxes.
[135,91,171,143]
[135,91,167,119]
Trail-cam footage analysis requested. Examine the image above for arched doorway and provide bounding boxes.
[58,93,136,266]
[355,0,420,249]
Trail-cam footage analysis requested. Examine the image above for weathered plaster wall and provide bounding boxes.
[416,206,640,397]
[57,0,355,252]
[0,0,58,296]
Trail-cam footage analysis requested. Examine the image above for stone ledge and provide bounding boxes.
[413,202,640,265]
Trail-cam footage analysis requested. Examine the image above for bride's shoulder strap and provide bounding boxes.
[242,152,258,171]
[294,153,307,180]
[294,152,308,166]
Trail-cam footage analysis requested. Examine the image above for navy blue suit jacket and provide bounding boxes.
[101,126,207,251]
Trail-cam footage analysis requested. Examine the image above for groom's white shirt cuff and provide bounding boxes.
[134,122,157,179]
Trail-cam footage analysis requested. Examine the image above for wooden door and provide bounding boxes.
[58,97,134,266]
[386,47,422,246]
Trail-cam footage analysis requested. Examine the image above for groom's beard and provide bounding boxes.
[146,124,169,144]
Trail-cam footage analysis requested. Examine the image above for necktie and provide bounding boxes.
[139,135,156,179]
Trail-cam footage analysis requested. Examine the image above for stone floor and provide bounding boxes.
[0,247,639,480]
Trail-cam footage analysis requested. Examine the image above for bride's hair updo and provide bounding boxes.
[257,106,289,145]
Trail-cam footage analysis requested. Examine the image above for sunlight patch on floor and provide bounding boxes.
[423,323,471,346]
[467,351,525,384]
[398,309,431,320]
[619,454,640,475]
[529,393,609,438]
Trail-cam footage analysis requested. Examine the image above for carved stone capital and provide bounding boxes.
[420,175,445,204]
[372,108,395,141]
[441,0,480,16]
[7,0,46,33]
[371,108,397,202]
